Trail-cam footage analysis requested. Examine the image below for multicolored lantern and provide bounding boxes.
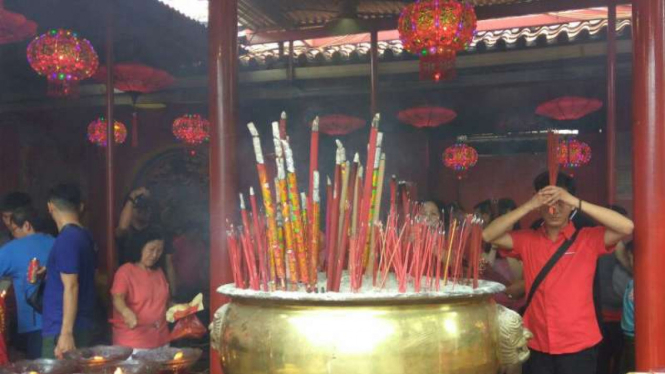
[398,0,476,81]
[26,29,98,97]
[173,114,210,145]
[558,138,592,169]
[87,117,127,147]
[536,96,603,121]
[0,6,37,44]
[443,143,478,179]
[398,106,457,128]
[317,114,365,135]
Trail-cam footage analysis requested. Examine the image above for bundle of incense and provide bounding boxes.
[282,139,310,286]
[451,215,473,288]
[275,180,298,288]
[547,131,560,214]
[239,194,260,290]
[300,192,309,244]
[335,147,360,291]
[364,133,384,269]
[309,171,321,289]
[247,122,285,290]
[249,187,269,291]
[468,216,484,289]
[367,152,386,282]
[324,176,333,276]
[271,123,298,289]
[351,156,362,237]
[279,111,287,139]
[226,225,243,288]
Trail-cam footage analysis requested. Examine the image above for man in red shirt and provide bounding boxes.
[483,172,634,374]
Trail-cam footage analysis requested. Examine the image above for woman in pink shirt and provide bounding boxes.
[111,228,170,350]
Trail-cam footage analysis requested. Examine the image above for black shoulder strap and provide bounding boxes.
[522,230,581,314]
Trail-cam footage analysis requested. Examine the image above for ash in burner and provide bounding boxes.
[132,347,202,373]
[10,359,78,374]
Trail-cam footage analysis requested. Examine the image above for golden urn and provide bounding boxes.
[211,280,531,374]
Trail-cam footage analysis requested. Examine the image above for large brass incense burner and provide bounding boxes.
[211,280,531,374]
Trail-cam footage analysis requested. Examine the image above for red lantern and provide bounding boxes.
[557,138,592,169]
[317,114,365,135]
[173,114,210,145]
[0,6,37,44]
[398,106,457,128]
[443,143,478,179]
[398,0,476,81]
[94,63,175,147]
[87,117,127,147]
[26,29,98,97]
[536,96,603,121]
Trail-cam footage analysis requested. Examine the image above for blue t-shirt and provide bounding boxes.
[621,279,634,337]
[42,225,97,337]
[0,233,54,333]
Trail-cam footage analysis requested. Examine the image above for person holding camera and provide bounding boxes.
[116,187,176,297]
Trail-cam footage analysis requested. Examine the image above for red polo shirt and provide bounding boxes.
[509,223,610,354]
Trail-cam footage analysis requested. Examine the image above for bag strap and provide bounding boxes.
[523,230,580,314]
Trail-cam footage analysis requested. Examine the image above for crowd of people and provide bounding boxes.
[420,172,636,374]
[0,171,639,374]
[0,184,208,361]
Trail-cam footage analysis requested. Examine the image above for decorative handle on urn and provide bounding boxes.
[496,304,533,367]
[210,304,230,353]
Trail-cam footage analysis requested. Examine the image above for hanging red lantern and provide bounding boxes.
[173,114,210,146]
[87,117,127,147]
[443,143,478,179]
[398,0,476,81]
[94,63,175,147]
[26,29,98,97]
[0,6,37,44]
[398,106,457,128]
[317,114,365,135]
[536,96,603,121]
[557,138,592,169]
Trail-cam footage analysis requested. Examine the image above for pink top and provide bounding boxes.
[111,263,170,349]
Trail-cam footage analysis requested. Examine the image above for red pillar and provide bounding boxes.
[632,0,665,370]
[208,0,238,374]
[606,0,617,205]
[105,1,116,277]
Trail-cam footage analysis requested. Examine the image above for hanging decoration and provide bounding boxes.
[173,114,210,146]
[94,63,175,147]
[536,96,603,121]
[398,106,457,128]
[317,114,365,135]
[443,142,478,179]
[557,138,592,170]
[0,5,37,44]
[26,29,98,97]
[398,0,477,81]
[87,117,128,147]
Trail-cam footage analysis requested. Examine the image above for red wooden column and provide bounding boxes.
[105,1,116,277]
[632,0,665,370]
[606,0,617,205]
[208,0,238,374]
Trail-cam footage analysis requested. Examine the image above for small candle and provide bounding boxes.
[92,356,105,362]
[28,371,38,374]
[113,368,124,374]
[173,352,184,361]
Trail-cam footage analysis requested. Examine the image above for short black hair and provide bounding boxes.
[534,171,576,195]
[625,240,634,254]
[1,192,32,213]
[10,206,42,231]
[474,199,493,216]
[125,226,166,265]
[47,183,82,213]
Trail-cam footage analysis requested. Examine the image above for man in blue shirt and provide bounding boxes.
[42,184,97,359]
[0,206,53,358]
[0,192,32,248]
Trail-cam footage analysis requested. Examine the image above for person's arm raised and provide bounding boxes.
[540,186,634,246]
[482,194,544,250]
